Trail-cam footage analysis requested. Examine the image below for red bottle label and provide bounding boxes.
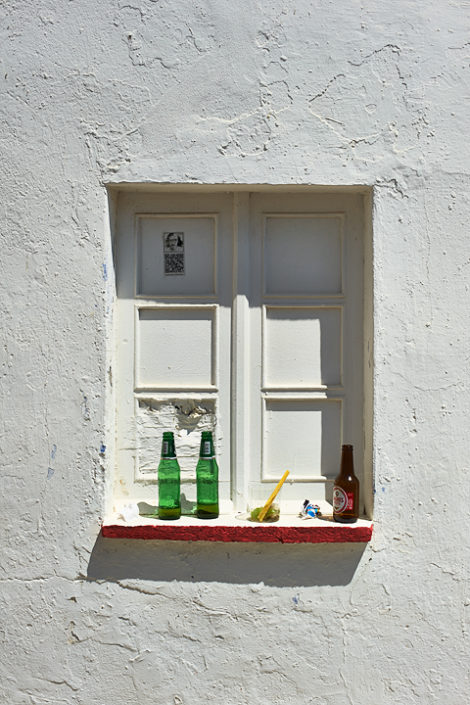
[333,486,354,513]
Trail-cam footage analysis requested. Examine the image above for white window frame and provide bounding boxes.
[106,185,374,520]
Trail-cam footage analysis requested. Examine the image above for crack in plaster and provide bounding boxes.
[448,41,470,50]
[348,44,401,67]
[192,597,237,620]
[119,4,145,20]
[309,74,346,103]
[35,677,79,693]
[113,580,180,595]
[375,178,408,199]
[307,108,381,149]
[305,43,432,154]
[429,562,460,581]
[422,190,434,329]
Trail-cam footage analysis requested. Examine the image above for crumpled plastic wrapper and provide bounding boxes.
[118,503,140,523]
[299,499,321,519]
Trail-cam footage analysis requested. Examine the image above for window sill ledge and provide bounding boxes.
[101,514,373,543]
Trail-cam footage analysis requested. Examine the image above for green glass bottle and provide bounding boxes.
[158,432,181,520]
[196,431,219,519]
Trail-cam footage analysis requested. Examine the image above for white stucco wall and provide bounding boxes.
[1,2,469,703]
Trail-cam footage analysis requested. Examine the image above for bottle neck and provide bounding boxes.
[161,435,176,459]
[199,434,215,459]
[340,444,354,475]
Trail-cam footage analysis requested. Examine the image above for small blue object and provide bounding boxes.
[301,499,321,518]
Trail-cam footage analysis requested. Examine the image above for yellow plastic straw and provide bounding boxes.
[257,470,290,522]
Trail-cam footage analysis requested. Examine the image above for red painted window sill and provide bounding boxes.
[102,515,373,544]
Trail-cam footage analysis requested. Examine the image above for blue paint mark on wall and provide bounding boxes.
[99,443,106,455]
[47,445,57,478]
[81,395,90,421]
[102,263,108,281]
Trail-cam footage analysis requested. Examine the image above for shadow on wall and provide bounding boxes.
[87,534,367,587]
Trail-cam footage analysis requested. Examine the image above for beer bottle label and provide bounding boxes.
[201,441,214,458]
[333,486,354,513]
[162,441,176,459]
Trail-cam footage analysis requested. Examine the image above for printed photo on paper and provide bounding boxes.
[163,232,185,275]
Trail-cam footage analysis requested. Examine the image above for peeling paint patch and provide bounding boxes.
[136,399,217,476]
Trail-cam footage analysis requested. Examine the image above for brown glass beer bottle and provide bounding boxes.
[333,444,359,523]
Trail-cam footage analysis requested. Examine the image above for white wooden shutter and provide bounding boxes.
[114,191,233,512]
[243,192,364,512]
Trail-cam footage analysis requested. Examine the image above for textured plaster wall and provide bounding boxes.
[1,2,469,704]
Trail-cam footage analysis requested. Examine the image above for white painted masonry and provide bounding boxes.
[1,2,469,704]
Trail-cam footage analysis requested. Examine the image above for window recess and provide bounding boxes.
[107,186,373,537]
